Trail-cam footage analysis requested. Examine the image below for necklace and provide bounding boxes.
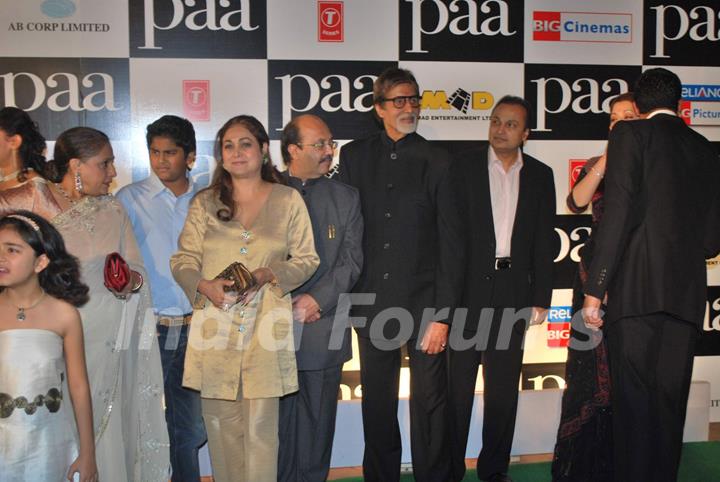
[53,183,77,205]
[0,168,32,183]
[10,290,46,321]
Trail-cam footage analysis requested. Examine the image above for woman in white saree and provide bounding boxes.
[0,127,169,481]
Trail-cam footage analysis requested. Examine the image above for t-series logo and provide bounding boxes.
[524,64,641,140]
[267,60,395,140]
[418,88,494,121]
[318,1,343,42]
[569,159,587,192]
[644,2,720,66]
[129,0,266,58]
[399,0,523,61]
[0,58,129,139]
[532,11,632,43]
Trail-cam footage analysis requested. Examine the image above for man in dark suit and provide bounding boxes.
[449,96,556,482]
[338,68,465,482]
[583,68,720,482]
[277,114,363,482]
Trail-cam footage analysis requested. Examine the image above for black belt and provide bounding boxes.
[494,257,512,270]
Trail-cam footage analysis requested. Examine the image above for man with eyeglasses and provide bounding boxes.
[277,114,363,482]
[338,67,464,482]
[448,96,556,482]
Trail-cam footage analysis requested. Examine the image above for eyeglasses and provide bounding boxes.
[296,140,339,150]
[380,95,421,109]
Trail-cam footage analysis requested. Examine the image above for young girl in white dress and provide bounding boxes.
[0,210,97,482]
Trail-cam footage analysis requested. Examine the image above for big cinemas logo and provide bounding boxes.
[418,87,495,122]
[547,306,572,348]
[525,64,640,140]
[183,80,210,122]
[318,1,343,42]
[532,11,631,43]
[399,0,523,61]
[553,214,592,289]
[695,287,720,356]
[679,101,720,126]
[267,60,395,140]
[0,58,129,139]
[129,0,266,58]
[644,1,720,66]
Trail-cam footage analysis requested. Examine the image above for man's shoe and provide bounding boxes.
[485,473,513,482]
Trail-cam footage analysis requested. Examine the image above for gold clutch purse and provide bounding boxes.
[215,261,257,299]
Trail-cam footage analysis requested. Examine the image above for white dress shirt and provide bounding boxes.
[488,146,523,257]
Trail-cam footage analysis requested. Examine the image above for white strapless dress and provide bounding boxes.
[0,329,78,482]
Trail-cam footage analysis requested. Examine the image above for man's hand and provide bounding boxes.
[582,295,604,330]
[530,307,548,326]
[420,321,449,355]
[292,294,322,323]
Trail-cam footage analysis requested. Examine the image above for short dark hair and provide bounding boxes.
[492,95,533,131]
[373,68,419,104]
[280,117,301,166]
[609,92,635,109]
[146,115,196,158]
[633,68,681,114]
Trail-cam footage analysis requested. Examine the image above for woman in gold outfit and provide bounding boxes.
[171,115,319,482]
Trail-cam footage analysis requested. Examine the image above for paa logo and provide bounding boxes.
[41,0,76,18]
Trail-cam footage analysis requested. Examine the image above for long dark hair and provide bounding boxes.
[207,115,284,221]
[44,127,110,183]
[0,210,89,307]
[0,107,47,182]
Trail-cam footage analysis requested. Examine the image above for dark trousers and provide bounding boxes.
[606,313,697,482]
[449,270,527,481]
[358,335,451,482]
[157,324,207,482]
[278,365,343,482]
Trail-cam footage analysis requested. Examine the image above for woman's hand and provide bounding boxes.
[198,278,237,310]
[67,453,98,482]
[237,267,276,306]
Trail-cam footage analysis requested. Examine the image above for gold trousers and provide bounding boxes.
[201,392,279,482]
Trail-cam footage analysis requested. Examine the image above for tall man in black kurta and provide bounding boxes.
[338,68,464,482]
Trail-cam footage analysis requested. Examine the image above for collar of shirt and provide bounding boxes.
[146,172,195,199]
[380,130,419,149]
[647,108,677,119]
[488,145,523,173]
[283,169,323,188]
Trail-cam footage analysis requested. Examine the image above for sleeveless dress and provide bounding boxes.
[0,329,78,482]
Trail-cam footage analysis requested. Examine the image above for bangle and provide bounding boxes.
[130,271,143,292]
[589,166,604,178]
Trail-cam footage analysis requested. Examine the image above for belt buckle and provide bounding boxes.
[494,258,511,270]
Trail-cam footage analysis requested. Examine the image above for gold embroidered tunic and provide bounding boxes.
[171,184,319,400]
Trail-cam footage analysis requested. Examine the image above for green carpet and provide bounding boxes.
[334,441,720,481]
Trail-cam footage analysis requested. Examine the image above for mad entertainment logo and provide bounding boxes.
[680,85,720,126]
[418,88,494,122]
[7,0,110,32]
[533,11,631,43]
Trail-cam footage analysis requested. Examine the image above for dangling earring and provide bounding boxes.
[262,154,269,165]
[74,171,84,193]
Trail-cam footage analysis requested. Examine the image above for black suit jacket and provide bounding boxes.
[338,131,465,340]
[456,146,556,332]
[586,114,720,328]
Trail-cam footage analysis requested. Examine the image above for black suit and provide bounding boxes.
[338,131,465,482]
[585,113,720,482]
[449,145,556,480]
